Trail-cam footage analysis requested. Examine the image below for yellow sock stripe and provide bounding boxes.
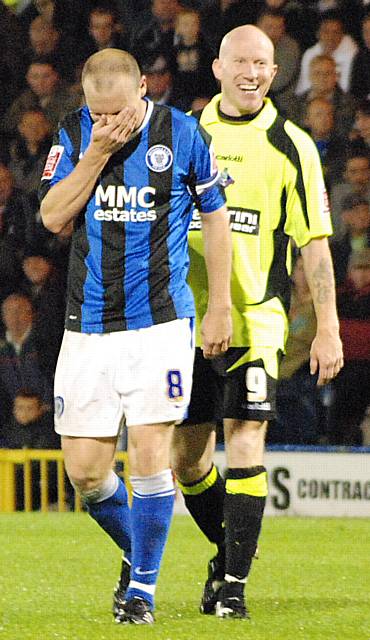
[177,465,218,496]
[226,472,268,497]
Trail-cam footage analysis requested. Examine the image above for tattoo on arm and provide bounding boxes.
[312,258,333,304]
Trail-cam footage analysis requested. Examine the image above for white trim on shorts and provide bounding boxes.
[54,318,195,437]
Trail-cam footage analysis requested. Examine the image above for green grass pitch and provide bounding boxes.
[0,514,369,640]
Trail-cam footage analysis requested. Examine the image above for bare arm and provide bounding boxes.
[301,237,343,385]
[200,207,232,358]
[40,107,137,234]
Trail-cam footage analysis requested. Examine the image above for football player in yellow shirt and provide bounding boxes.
[172,24,343,620]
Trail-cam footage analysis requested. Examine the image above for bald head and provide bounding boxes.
[213,24,277,117]
[81,48,147,125]
[82,48,141,93]
[219,25,275,63]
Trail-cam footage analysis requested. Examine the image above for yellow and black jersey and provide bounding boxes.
[188,96,332,350]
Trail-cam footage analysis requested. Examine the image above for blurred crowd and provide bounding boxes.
[0,0,369,461]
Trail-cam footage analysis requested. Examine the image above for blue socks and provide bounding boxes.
[125,469,175,609]
[86,472,131,562]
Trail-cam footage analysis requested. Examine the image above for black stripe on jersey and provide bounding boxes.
[62,111,86,235]
[262,186,291,314]
[147,105,177,324]
[62,111,83,166]
[266,115,310,230]
[39,111,86,332]
[100,148,127,331]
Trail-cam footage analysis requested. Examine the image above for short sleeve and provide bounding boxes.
[187,123,226,213]
[38,125,76,203]
[284,123,333,247]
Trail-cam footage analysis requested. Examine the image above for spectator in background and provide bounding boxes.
[18,0,56,30]
[0,163,36,254]
[304,97,347,190]
[257,8,301,118]
[327,248,370,444]
[21,247,66,372]
[173,8,218,103]
[25,15,78,83]
[291,54,356,138]
[0,164,27,304]
[331,193,370,284]
[18,0,89,42]
[268,255,321,445]
[131,0,183,70]
[1,389,57,450]
[350,11,370,102]
[200,0,263,55]
[0,293,54,429]
[191,96,211,112]
[80,2,131,61]
[258,0,318,51]
[2,57,81,138]
[311,1,369,44]
[295,11,358,96]
[142,53,191,110]
[0,5,27,119]
[0,389,59,510]
[8,109,52,204]
[330,149,370,239]
[351,99,370,152]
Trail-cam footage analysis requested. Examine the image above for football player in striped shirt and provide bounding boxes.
[39,48,232,625]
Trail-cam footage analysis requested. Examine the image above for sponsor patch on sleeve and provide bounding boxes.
[42,145,64,180]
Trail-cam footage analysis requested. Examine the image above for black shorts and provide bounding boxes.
[183,346,281,425]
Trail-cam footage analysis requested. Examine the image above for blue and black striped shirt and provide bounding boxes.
[39,99,225,333]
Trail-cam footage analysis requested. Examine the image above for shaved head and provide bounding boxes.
[82,48,141,93]
[81,48,147,127]
[213,24,277,116]
[219,25,275,63]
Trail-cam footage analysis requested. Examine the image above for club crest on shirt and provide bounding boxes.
[145,145,173,172]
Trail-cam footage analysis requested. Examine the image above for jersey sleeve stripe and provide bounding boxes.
[267,116,310,230]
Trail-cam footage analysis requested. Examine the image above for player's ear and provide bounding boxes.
[271,63,278,81]
[139,75,147,97]
[212,58,222,82]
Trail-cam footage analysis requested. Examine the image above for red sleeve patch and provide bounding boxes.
[42,145,64,180]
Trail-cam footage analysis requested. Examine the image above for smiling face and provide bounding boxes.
[213,25,277,116]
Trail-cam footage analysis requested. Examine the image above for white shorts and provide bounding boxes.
[54,318,195,437]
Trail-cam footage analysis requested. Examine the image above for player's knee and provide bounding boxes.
[171,425,214,480]
[172,448,211,483]
[67,470,106,498]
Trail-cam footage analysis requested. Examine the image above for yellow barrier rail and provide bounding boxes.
[0,449,129,513]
